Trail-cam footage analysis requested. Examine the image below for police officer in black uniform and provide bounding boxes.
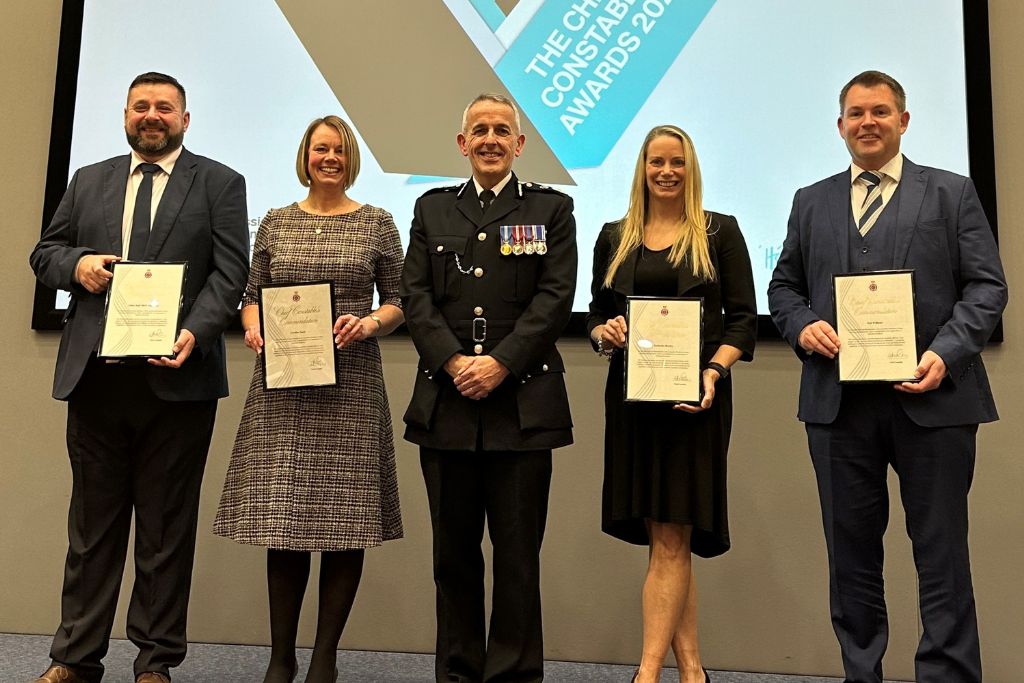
[400,93,577,683]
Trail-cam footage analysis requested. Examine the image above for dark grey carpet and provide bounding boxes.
[1,633,890,682]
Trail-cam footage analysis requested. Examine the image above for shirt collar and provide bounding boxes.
[473,172,513,199]
[850,153,904,185]
[130,146,183,176]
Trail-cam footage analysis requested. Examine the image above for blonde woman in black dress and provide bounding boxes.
[214,116,404,683]
[586,125,756,683]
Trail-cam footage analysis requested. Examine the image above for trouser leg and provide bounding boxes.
[127,395,216,677]
[482,450,551,683]
[421,448,486,683]
[891,415,980,683]
[806,390,892,683]
[50,362,137,682]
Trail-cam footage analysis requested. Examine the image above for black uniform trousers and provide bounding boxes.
[420,447,552,683]
[806,384,980,683]
[51,357,217,681]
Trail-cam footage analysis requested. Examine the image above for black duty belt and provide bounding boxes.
[451,318,517,343]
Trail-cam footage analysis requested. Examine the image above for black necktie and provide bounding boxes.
[129,163,162,260]
[479,189,495,212]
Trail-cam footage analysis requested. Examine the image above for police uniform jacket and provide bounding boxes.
[400,173,577,451]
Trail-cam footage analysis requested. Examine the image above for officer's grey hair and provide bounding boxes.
[461,93,522,134]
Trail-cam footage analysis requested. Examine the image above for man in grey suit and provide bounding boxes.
[29,72,249,683]
[768,71,1007,683]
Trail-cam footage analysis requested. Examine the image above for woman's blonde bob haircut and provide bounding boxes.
[295,115,361,190]
[603,125,714,288]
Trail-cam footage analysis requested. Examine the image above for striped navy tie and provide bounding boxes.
[857,171,883,236]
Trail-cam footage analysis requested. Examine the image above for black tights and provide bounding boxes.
[263,548,365,683]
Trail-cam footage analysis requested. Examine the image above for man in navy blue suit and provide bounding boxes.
[768,71,1006,683]
[29,72,249,683]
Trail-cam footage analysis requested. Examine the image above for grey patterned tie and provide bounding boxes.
[857,171,883,236]
[129,163,162,259]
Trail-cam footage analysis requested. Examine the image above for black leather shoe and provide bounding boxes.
[704,668,712,683]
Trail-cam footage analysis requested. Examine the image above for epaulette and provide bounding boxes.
[422,183,464,197]
[517,181,568,197]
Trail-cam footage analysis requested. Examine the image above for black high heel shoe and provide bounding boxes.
[630,670,639,683]
[301,666,337,683]
[262,656,297,683]
[703,667,711,682]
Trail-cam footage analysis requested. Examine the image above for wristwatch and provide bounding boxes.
[595,337,613,359]
[706,361,730,379]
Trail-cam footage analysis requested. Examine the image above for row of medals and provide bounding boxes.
[499,225,547,256]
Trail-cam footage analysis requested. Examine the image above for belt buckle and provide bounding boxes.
[472,317,487,343]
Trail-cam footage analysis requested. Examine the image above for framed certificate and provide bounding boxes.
[834,270,918,383]
[259,281,338,390]
[624,296,703,403]
[98,261,186,358]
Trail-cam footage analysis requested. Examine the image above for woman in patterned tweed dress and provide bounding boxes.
[213,115,404,683]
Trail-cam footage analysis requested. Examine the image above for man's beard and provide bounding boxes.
[126,127,184,156]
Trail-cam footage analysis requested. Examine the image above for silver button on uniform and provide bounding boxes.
[474,267,484,278]
[542,364,549,372]
[477,232,487,242]
[473,307,483,316]
[436,245,444,252]
[473,344,483,354]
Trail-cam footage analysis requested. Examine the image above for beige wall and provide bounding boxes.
[2,2,1021,680]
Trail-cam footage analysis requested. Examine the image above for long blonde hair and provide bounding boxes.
[603,125,714,288]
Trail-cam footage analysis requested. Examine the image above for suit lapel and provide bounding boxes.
[454,179,486,229]
[454,174,521,229]
[484,175,520,226]
[893,157,926,268]
[611,247,639,297]
[827,173,851,273]
[102,156,131,255]
[145,148,197,259]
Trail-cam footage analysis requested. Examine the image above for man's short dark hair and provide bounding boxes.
[839,70,906,114]
[129,72,186,109]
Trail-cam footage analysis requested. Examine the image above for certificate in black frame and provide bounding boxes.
[257,280,339,391]
[623,296,704,405]
[97,260,187,359]
[832,269,918,384]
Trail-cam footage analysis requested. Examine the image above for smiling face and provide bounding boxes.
[644,134,687,205]
[306,124,348,189]
[838,83,909,170]
[124,83,189,161]
[457,100,525,189]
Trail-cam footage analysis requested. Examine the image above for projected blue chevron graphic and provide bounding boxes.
[469,0,507,31]
[475,0,717,169]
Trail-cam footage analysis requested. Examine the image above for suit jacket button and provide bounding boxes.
[542,364,549,372]
[473,267,484,278]
[477,232,487,241]
[474,306,484,316]
[473,344,483,354]
[436,244,444,252]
